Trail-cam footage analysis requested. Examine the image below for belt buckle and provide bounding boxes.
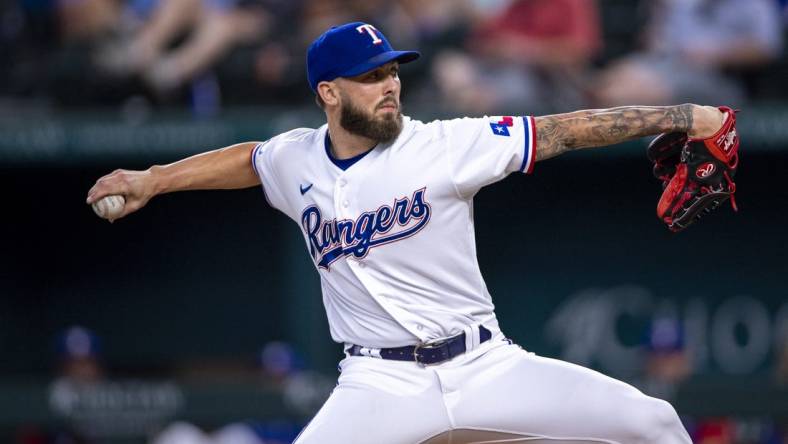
[413,339,447,366]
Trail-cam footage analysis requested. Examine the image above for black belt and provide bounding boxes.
[347,325,492,365]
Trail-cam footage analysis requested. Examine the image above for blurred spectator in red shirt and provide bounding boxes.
[694,418,736,444]
[430,0,601,113]
[471,0,600,69]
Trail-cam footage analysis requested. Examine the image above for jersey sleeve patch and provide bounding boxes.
[489,116,515,137]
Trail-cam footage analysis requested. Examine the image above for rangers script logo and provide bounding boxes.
[301,188,431,269]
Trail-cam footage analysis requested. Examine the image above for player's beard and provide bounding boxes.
[339,93,402,144]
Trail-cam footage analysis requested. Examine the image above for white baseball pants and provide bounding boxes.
[294,335,692,444]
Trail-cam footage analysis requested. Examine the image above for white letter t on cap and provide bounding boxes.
[356,24,383,45]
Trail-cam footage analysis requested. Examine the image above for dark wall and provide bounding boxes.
[2,164,298,373]
[474,149,787,377]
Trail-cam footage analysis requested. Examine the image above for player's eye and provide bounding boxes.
[360,65,397,83]
[364,71,382,82]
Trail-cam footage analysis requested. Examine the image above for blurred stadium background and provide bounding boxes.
[2,0,788,443]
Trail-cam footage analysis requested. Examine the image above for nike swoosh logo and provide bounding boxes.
[300,183,314,195]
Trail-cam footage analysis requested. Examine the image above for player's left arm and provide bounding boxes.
[533,104,725,161]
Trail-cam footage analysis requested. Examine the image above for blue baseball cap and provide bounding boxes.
[645,317,685,353]
[56,325,102,359]
[307,22,420,92]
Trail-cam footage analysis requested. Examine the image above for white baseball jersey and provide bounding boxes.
[252,115,536,348]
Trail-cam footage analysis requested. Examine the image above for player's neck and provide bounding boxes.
[326,121,377,160]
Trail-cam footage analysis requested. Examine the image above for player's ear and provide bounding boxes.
[317,81,339,108]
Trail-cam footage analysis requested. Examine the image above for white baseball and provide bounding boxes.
[92,195,126,220]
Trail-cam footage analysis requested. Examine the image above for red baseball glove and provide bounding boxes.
[647,107,740,232]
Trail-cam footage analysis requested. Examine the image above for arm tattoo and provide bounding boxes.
[534,104,695,161]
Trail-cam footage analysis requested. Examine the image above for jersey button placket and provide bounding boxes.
[336,177,367,271]
[333,175,349,217]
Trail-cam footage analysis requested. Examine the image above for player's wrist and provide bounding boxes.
[146,165,167,196]
[687,105,725,139]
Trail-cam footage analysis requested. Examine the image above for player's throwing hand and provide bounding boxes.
[86,169,157,221]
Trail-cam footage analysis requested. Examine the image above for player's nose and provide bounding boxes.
[382,72,400,96]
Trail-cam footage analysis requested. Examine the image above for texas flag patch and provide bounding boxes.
[489,116,514,137]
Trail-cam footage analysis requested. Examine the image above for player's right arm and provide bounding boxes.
[533,104,726,161]
[86,142,261,220]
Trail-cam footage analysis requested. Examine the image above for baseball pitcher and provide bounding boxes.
[87,23,739,444]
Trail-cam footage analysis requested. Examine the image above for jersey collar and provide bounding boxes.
[324,131,376,171]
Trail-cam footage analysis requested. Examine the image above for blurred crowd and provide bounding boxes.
[1,0,787,115]
[15,326,327,444]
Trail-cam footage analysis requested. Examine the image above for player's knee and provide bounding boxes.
[630,397,687,444]
[648,399,682,438]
